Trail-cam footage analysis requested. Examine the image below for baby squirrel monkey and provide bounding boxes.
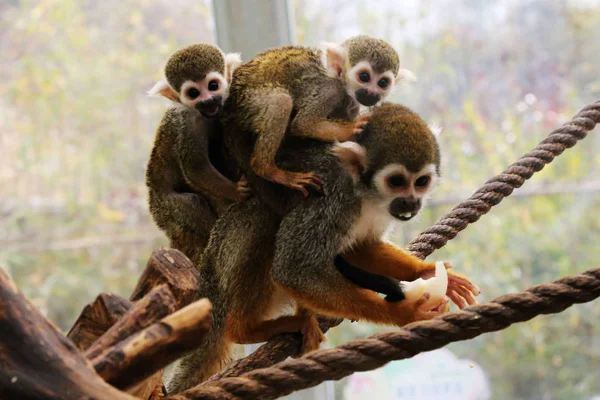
[166,104,479,393]
[222,35,415,196]
[146,44,245,259]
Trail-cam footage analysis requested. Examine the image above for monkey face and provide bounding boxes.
[372,163,438,221]
[179,71,229,118]
[345,61,396,107]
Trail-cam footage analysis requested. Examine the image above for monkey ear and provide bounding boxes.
[224,52,242,83]
[428,122,442,138]
[320,42,346,78]
[395,68,417,85]
[331,141,367,181]
[148,80,180,103]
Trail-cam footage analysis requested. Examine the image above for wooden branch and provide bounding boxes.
[92,298,213,391]
[130,248,200,308]
[85,284,177,360]
[127,248,201,398]
[67,292,133,351]
[0,269,135,400]
[204,316,343,383]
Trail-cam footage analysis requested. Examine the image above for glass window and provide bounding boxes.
[0,0,215,327]
[293,1,600,399]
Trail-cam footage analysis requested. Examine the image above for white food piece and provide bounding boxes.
[401,261,448,308]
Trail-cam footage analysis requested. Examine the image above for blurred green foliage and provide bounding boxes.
[0,0,599,399]
[294,0,600,399]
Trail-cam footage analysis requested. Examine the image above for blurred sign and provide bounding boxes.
[344,348,490,400]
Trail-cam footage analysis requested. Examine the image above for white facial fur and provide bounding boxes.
[321,41,407,108]
[373,163,438,201]
[332,142,439,250]
[344,60,396,102]
[179,71,229,109]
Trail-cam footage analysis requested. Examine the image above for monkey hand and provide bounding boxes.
[351,112,373,138]
[418,262,480,310]
[390,291,450,326]
[236,175,252,200]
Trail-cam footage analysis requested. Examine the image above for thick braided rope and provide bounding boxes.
[406,101,600,259]
[172,267,600,400]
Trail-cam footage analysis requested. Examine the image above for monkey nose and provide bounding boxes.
[389,197,421,221]
[355,89,380,107]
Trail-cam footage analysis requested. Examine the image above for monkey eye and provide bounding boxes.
[187,88,200,99]
[387,174,407,188]
[415,176,431,188]
[208,80,219,91]
[378,78,390,88]
[358,72,370,83]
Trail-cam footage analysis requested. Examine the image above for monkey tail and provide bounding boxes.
[164,290,232,394]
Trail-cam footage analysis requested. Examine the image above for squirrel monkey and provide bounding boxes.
[221,35,415,197]
[165,104,479,393]
[146,44,246,260]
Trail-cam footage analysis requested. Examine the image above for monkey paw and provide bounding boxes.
[413,292,450,320]
[351,112,373,137]
[419,262,480,310]
[296,317,325,357]
[278,171,323,197]
[236,175,252,200]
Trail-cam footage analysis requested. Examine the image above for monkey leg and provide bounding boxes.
[343,241,480,308]
[227,314,314,344]
[246,88,322,196]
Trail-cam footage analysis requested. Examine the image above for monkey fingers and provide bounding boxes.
[236,175,252,200]
[298,317,325,357]
[352,112,373,136]
[266,168,323,197]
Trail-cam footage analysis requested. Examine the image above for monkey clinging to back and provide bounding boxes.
[146,43,246,261]
[221,35,416,198]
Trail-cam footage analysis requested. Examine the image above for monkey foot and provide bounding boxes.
[269,169,323,197]
[296,317,325,357]
[236,175,252,200]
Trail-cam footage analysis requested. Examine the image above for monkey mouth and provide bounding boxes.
[392,211,417,221]
[199,104,221,118]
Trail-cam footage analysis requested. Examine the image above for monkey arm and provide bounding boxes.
[342,241,435,281]
[334,255,405,301]
[175,124,240,204]
[343,241,480,308]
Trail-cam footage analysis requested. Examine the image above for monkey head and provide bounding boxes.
[148,43,242,118]
[321,35,415,108]
[332,103,441,222]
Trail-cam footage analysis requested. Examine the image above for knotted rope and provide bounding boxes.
[169,100,600,400]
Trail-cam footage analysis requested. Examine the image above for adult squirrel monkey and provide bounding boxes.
[165,104,479,393]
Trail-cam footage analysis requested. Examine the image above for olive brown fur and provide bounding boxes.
[165,44,226,93]
[165,104,479,393]
[343,35,400,75]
